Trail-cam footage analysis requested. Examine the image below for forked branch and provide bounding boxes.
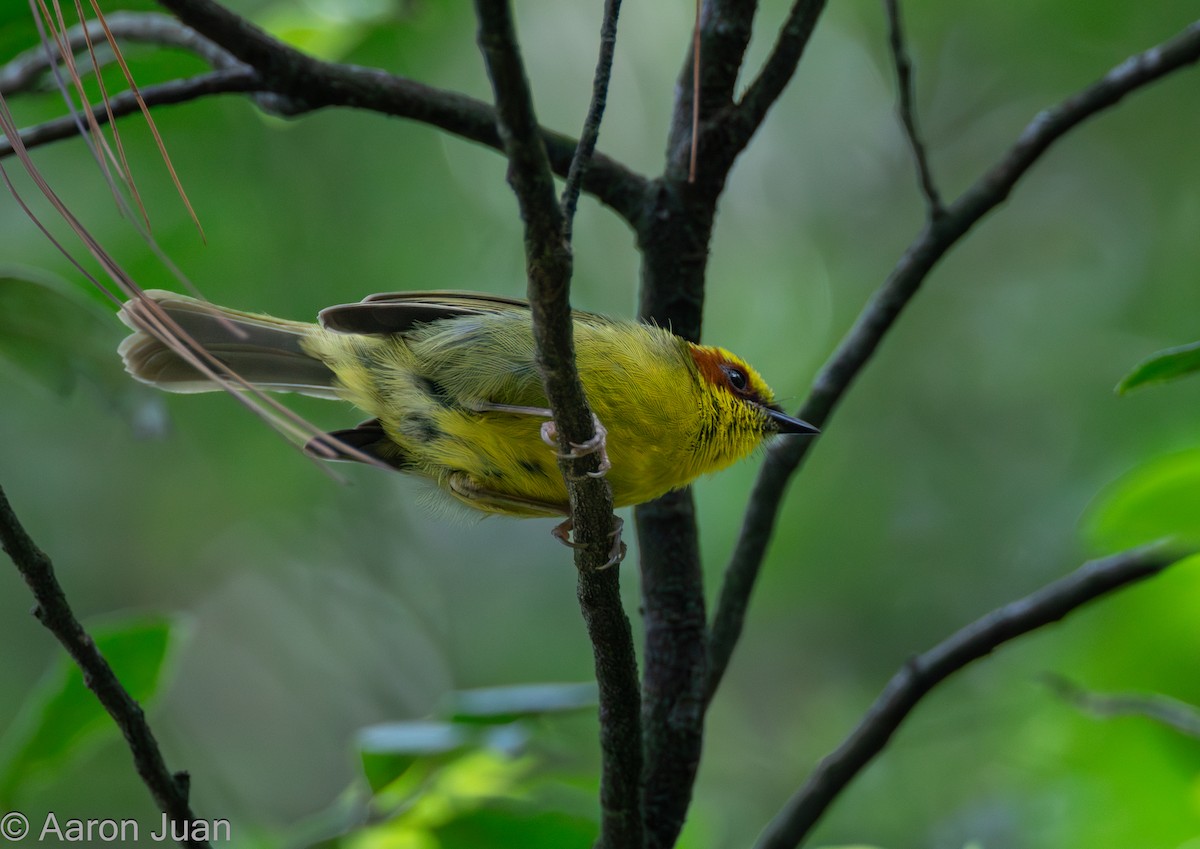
[0,1,650,223]
[708,18,1200,703]
[0,483,209,849]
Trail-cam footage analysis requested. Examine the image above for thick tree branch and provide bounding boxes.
[707,18,1200,703]
[0,2,650,224]
[635,489,707,849]
[883,0,943,219]
[137,0,649,224]
[665,0,760,180]
[634,204,712,847]
[633,3,777,844]
[0,483,208,849]
[753,542,1193,849]
[472,3,642,848]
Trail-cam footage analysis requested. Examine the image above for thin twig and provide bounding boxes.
[0,11,238,95]
[754,542,1192,849]
[560,0,622,239]
[0,67,259,159]
[0,483,209,849]
[883,0,943,218]
[83,2,207,238]
[0,85,380,472]
[689,0,700,183]
[472,2,642,848]
[707,18,1200,704]
[1043,674,1200,738]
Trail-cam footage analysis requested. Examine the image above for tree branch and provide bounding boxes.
[559,0,621,239]
[714,0,827,166]
[664,0,760,180]
[635,489,707,849]
[0,67,261,159]
[0,1,649,223]
[633,3,776,844]
[1043,674,1200,738]
[472,3,642,848]
[882,0,943,219]
[0,11,239,96]
[0,483,208,849]
[132,0,649,224]
[707,18,1200,703]
[754,541,1193,849]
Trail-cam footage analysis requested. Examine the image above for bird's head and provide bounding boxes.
[688,344,819,447]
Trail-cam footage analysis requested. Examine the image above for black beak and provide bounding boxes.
[764,405,820,435]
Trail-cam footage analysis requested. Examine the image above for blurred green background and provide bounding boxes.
[1,1,1199,847]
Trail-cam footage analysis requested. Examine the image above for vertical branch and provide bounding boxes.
[0,484,209,849]
[560,0,622,238]
[689,0,701,182]
[635,489,708,849]
[634,3,767,845]
[883,0,943,219]
[665,0,759,178]
[472,2,642,847]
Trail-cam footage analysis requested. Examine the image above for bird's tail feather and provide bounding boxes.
[117,290,338,397]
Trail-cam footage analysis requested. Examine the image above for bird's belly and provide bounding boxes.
[405,410,570,517]
[392,409,697,516]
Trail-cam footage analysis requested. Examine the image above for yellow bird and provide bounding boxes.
[118,291,817,519]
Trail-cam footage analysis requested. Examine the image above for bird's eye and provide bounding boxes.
[722,365,749,393]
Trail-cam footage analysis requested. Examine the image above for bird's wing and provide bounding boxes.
[304,419,409,469]
[318,291,608,335]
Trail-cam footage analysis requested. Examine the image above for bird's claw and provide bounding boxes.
[551,516,626,569]
[551,518,588,549]
[540,415,612,479]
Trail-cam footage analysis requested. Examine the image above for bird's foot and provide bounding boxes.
[540,415,611,479]
[551,515,626,569]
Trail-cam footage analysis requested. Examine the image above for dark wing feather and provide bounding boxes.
[304,419,409,469]
[318,290,612,335]
[319,291,531,335]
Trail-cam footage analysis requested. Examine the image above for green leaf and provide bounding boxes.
[1117,340,1200,393]
[1084,448,1200,551]
[0,270,170,435]
[0,616,177,803]
[445,683,598,726]
[0,270,117,396]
